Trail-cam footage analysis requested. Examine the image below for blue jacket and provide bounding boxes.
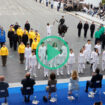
[0,30,6,43]
[68,78,79,91]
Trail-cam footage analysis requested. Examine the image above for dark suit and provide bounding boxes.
[14,25,19,31]
[22,34,28,46]
[0,82,9,98]
[8,31,14,48]
[21,77,35,102]
[100,34,105,49]
[13,34,18,51]
[84,23,89,38]
[90,24,95,38]
[85,73,103,91]
[25,23,30,32]
[77,23,82,37]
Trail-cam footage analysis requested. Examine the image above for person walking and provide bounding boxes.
[46,0,49,6]
[84,21,89,38]
[18,42,25,64]
[51,0,54,9]
[0,44,9,66]
[57,1,61,11]
[77,21,83,37]
[90,22,95,38]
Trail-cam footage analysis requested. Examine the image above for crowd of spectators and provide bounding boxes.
[82,4,105,21]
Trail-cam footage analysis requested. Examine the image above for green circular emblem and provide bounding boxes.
[36,36,69,70]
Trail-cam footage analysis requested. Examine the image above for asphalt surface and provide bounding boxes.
[0,0,104,83]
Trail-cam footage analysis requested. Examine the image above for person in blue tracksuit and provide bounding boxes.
[0,27,6,47]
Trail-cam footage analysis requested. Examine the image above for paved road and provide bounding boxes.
[0,0,103,83]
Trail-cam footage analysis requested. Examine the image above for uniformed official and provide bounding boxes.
[90,22,95,38]
[77,21,82,37]
[84,21,89,38]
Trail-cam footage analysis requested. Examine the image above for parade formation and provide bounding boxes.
[0,0,104,83]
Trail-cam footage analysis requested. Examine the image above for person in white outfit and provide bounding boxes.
[48,43,58,68]
[51,0,54,9]
[46,22,55,36]
[29,50,37,77]
[82,46,87,69]
[38,42,47,69]
[25,43,32,70]
[85,40,92,64]
[67,49,75,75]
[61,44,67,66]
[78,49,85,74]
[95,41,101,55]
[102,50,105,71]
[56,50,64,76]
[53,43,58,67]
[44,54,49,77]
[91,48,99,72]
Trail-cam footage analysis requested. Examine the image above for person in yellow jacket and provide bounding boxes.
[23,29,29,36]
[0,44,9,66]
[31,38,39,54]
[34,30,40,43]
[28,28,35,46]
[18,42,25,64]
[17,26,23,44]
